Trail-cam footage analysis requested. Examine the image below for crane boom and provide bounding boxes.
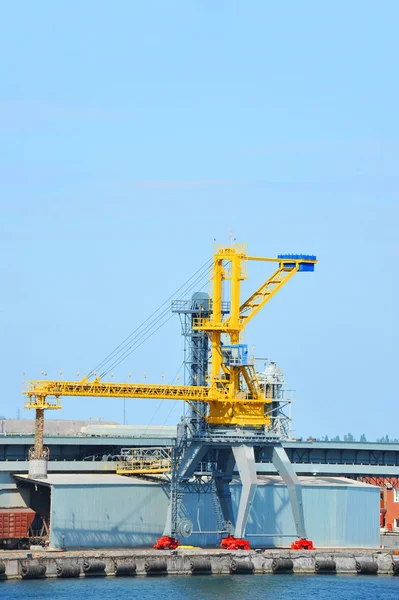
[25,380,212,405]
[239,262,298,324]
[25,377,271,426]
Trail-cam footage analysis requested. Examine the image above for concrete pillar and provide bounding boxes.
[28,407,48,478]
[28,459,48,479]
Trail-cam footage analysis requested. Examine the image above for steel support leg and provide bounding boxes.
[232,445,258,539]
[272,445,307,539]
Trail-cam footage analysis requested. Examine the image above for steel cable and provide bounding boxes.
[87,258,213,379]
[99,267,213,377]
[87,258,212,378]
[140,361,185,437]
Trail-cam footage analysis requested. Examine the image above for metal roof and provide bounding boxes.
[15,472,377,489]
[15,473,162,487]
[3,435,399,453]
[253,475,377,488]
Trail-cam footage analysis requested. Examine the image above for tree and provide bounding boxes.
[377,435,390,443]
[332,435,340,441]
[324,435,329,442]
[360,434,367,442]
[344,433,355,442]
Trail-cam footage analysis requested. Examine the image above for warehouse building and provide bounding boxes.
[13,473,380,549]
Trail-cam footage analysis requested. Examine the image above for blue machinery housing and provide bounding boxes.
[278,254,317,272]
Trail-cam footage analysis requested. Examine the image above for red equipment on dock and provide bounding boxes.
[220,536,250,550]
[291,538,315,550]
[0,507,35,549]
[154,536,180,550]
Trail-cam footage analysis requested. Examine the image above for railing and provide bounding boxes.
[171,299,230,314]
[195,461,218,473]
[116,446,171,474]
[192,318,229,330]
[28,446,50,460]
[214,243,247,255]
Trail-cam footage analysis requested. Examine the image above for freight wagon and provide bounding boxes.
[0,507,35,550]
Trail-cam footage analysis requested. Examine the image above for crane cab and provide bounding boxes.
[221,344,249,367]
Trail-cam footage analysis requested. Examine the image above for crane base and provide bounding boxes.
[291,538,315,550]
[220,536,250,550]
[154,536,180,550]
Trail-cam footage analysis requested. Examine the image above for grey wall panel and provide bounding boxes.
[241,484,380,548]
[242,483,296,544]
[178,490,218,547]
[48,480,380,549]
[50,483,169,549]
[0,473,30,507]
[0,489,29,508]
[343,487,380,547]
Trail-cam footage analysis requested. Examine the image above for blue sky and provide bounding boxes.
[1,1,397,439]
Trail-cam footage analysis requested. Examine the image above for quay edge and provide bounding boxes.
[1,548,399,580]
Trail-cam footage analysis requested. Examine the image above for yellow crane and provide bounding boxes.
[24,243,317,461]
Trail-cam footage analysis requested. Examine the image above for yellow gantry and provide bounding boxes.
[24,244,317,439]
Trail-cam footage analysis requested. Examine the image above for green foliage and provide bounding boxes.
[311,433,399,443]
[376,435,399,443]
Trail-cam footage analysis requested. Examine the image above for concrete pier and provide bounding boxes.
[1,548,399,580]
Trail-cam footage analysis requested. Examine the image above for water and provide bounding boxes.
[2,575,399,600]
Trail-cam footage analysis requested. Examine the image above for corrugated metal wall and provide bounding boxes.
[50,483,169,549]
[181,483,380,548]
[49,480,380,549]
[242,484,380,548]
